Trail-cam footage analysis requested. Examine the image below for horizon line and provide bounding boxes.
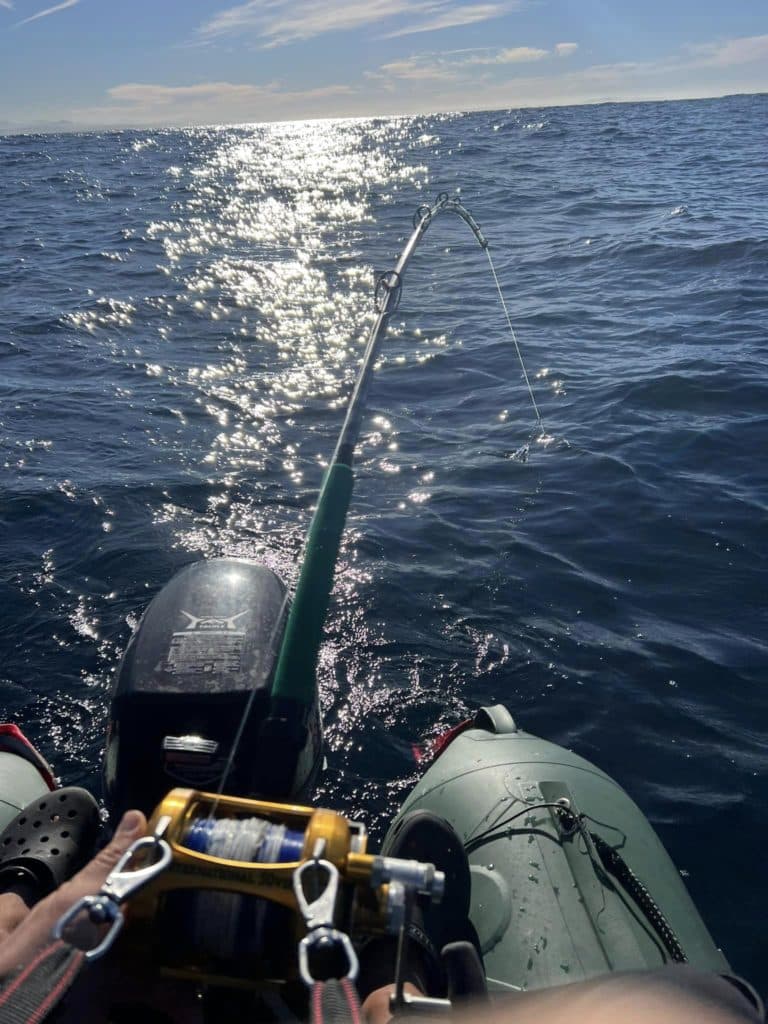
[1,88,765,137]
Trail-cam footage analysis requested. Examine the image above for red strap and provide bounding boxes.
[311,978,363,1024]
[412,718,474,765]
[0,941,84,1024]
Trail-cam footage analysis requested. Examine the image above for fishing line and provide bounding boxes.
[206,587,292,820]
[483,248,544,436]
[431,193,544,441]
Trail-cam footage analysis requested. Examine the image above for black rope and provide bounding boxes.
[589,831,688,964]
[464,803,568,854]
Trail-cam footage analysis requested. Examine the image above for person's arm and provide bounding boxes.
[363,969,763,1024]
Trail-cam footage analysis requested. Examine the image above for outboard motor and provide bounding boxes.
[104,558,322,818]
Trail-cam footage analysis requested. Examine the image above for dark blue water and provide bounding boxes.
[1,94,766,987]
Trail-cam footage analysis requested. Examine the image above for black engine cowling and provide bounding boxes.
[104,558,322,817]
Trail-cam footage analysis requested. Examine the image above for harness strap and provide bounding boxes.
[0,941,84,1024]
[310,977,364,1024]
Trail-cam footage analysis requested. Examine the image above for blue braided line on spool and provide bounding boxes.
[183,816,305,862]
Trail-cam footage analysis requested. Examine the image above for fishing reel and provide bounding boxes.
[76,788,444,994]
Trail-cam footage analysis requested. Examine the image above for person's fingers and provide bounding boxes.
[56,809,146,907]
[0,810,147,978]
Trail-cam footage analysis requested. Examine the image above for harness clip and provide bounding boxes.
[53,835,172,960]
[293,852,359,984]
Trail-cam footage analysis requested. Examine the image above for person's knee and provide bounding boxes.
[362,982,423,1024]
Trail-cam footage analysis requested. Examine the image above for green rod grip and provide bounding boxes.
[270,462,354,705]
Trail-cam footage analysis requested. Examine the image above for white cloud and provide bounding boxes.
[15,0,78,27]
[0,1,14,10]
[555,41,577,57]
[577,33,768,81]
[108,82,279,107]
[376,57,455,81]
[199,0,509,48]
[375,44,547,81]
[686,33,768,68]
[70,79,355,127]
[107,80,354,109]
[201,0,399,45]
[383,3,506,39]
[483,46,547,63]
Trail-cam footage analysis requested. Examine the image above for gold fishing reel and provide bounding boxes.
[114,788,443,990]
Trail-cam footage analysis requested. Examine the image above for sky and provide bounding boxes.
[0,0,766,130]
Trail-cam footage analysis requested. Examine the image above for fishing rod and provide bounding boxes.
[253,192,535,795]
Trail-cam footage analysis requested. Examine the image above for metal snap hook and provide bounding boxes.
[52,835,172,960]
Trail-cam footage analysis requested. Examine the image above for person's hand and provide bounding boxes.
[0,809,146,978]
[0,809,204,1022]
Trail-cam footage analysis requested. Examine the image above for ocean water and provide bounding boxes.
[1,94,766,986]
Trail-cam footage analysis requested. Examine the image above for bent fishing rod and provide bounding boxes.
[231,193,541,796]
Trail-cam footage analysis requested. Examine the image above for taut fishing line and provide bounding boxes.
[484,248,545,436]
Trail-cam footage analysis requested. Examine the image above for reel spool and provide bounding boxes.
[121,789,442,991]
[183,814,305,965]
